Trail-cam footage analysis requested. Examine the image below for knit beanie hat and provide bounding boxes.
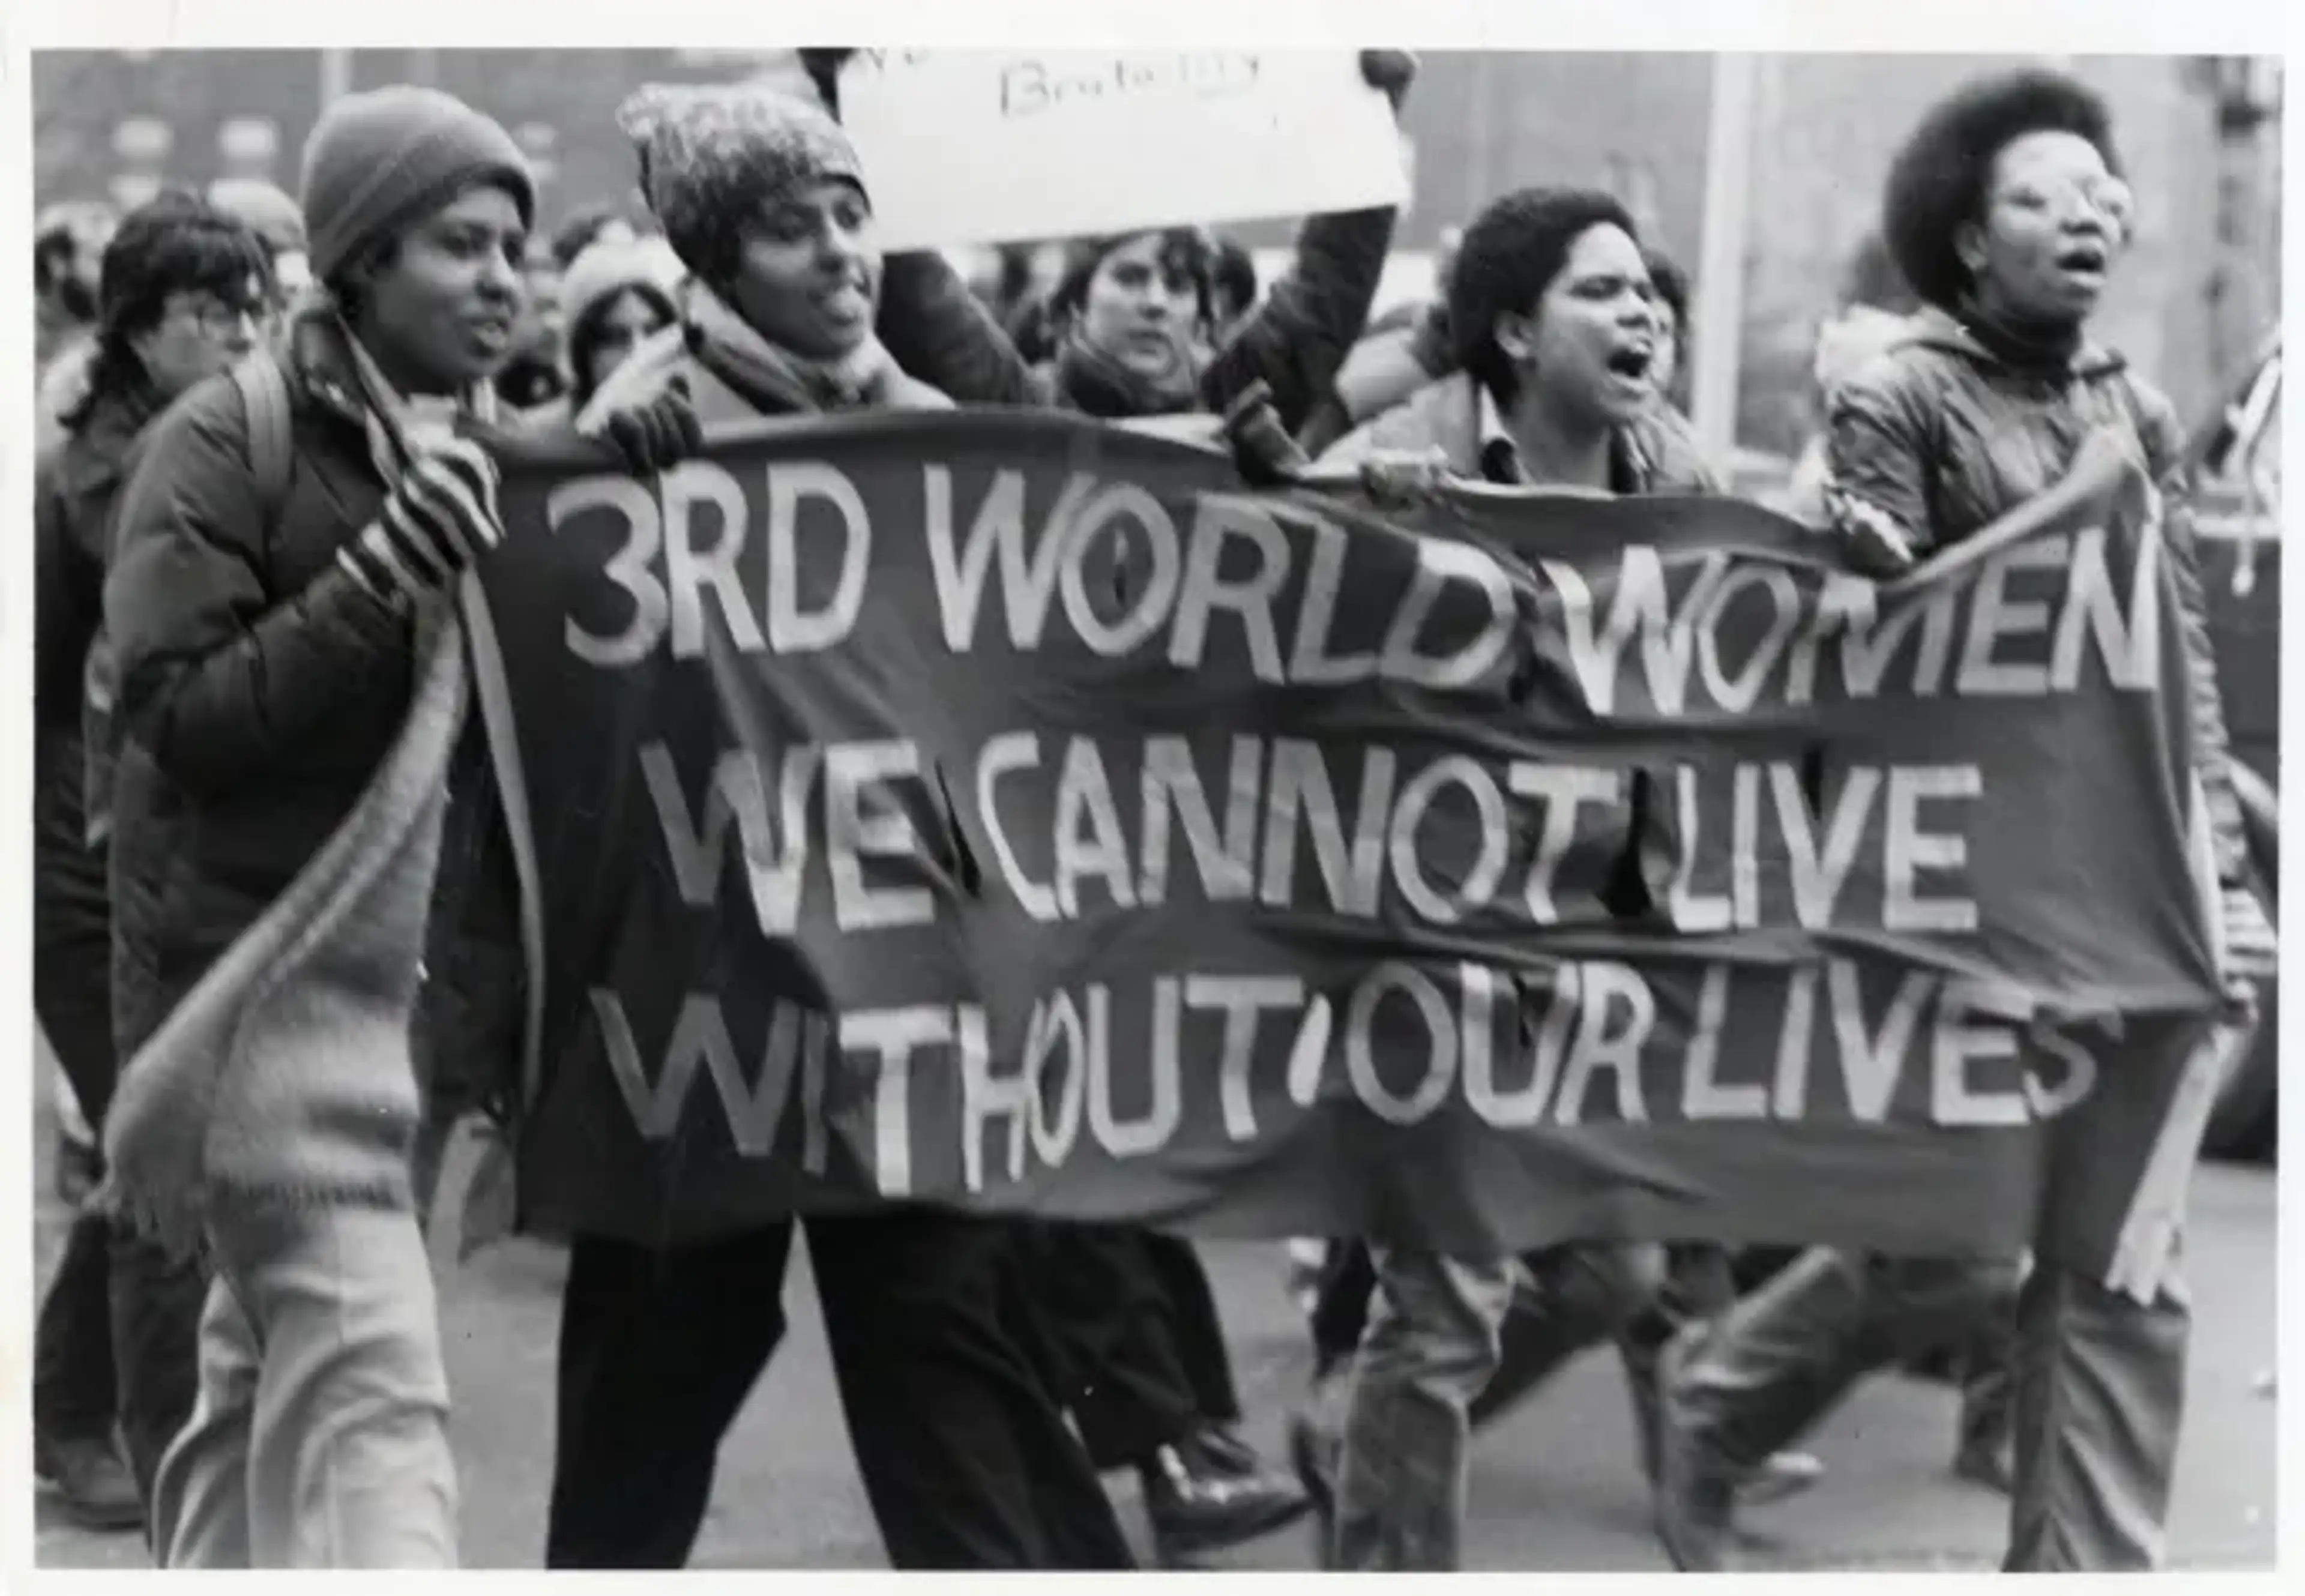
[562,233,689,336]
[616,82,866,268]
[206,178,308,258]
[300,85,535,284]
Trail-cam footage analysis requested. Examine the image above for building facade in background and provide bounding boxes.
[31,49,2280,453]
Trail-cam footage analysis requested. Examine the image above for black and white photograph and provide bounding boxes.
[10,0,2286,1576]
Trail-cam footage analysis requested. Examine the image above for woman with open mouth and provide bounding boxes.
[1259,186,1752,1574]
[1650,65,2276,1575]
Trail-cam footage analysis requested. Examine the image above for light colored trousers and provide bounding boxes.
[149,1199,457,1568]
[1331,1247,1517,1571]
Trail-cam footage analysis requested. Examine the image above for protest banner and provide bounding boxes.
[467,411,2223,1275]
[834,50,1410,251]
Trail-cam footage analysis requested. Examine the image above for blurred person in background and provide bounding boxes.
[1642,246,1693,410]
[560,233,685,405]
[35,201,121,457]
[1653,68,2271,1573]
[495,244,569,410]
[37,199,116,375]
[34,191,275,1535]
[550,202,639,270]
[511,232,685,430]
[1210,236,1259,345]
[206,178,313,301]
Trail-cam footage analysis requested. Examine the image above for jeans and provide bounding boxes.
[148,1201,456,1568]
[1330,1248,1516,1571]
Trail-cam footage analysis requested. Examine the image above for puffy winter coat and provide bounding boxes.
[103,307,424,1061]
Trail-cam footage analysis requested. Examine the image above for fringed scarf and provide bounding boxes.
[98,313,495,1261]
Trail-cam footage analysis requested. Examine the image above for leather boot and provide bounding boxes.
[1141,1427,1310,1564]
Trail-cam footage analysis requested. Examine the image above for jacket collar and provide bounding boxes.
[277,296,376,429]
[1474,381,1646,492]
[1900,303,2127,382]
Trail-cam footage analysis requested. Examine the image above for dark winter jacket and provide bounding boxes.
[1826,304,2252,890]
[36,372,167,746]
[101,306,424,1060]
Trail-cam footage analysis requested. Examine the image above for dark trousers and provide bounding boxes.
[547,1209,1135,1570]
[1020,1225,1241,1471]
[35,732,209,1505]
[32,744,125,1448]
[34,1214,116,1441]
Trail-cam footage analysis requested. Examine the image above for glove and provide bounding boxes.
[1359,447,1452,508]
[1360,49,1418,113]
[1827,485,1919,577]
[592,375,704,475]
[1224,381,1312,487]
[338,436,505,604]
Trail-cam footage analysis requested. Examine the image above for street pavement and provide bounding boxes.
[30,1103,2280,1571]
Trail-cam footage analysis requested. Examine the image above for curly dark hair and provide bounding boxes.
[68,189,272,429]
[1448,187,1637,409]
[1881,67,2121,311]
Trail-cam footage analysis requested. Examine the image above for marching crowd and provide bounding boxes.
[30,47,2274,1572]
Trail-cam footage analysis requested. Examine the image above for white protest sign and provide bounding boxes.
[839,50,1410,251]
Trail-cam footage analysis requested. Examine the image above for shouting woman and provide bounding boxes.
[1651,67,2274,1573]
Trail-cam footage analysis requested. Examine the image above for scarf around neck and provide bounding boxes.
[683,278,902,415]
[1053,325,1205,420]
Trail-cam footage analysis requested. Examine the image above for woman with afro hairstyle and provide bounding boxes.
[1652,67,2272,1573]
